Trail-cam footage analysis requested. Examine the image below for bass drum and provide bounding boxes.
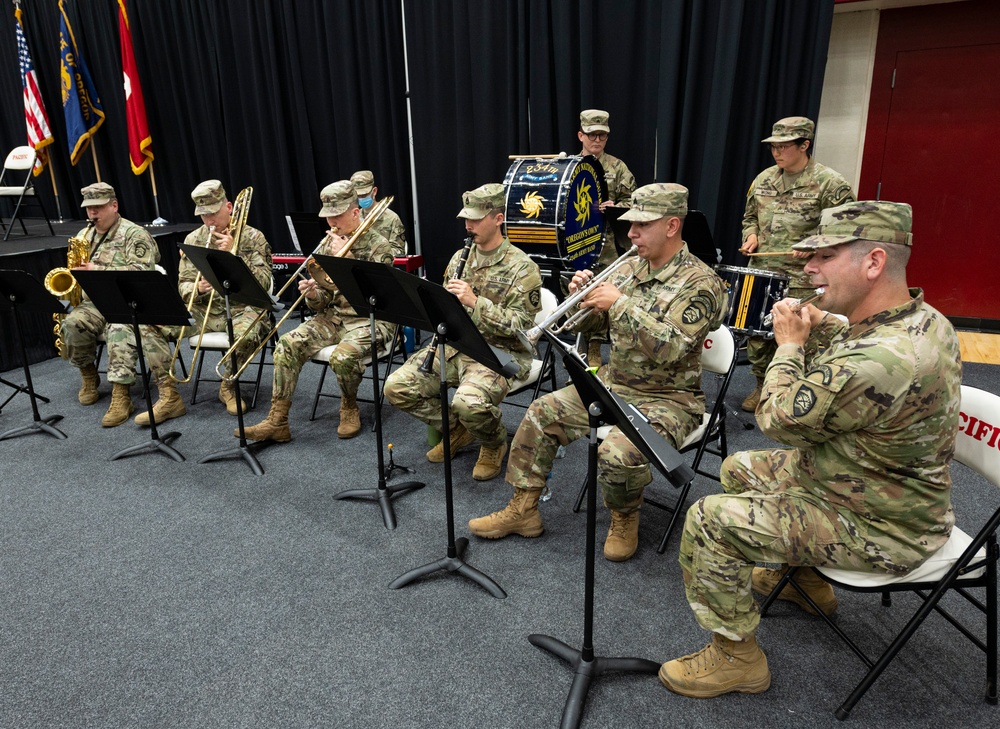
[503,154,608,270]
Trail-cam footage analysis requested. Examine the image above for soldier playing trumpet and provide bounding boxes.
[468,183,725,561]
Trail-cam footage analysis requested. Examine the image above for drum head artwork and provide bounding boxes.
[503,155,607,270]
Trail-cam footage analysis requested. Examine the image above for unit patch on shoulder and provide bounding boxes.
[681,290,714,326]
[528,289,541,308]
[793,385,816,417]
[805,365,834,386]
[134,241,149,259]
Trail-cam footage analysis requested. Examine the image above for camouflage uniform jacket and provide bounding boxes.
[177,224,272,319]
[757,288,962,568]
[742,158,855,287]
[77,216,159,302]
[305,228,395,319]
[442,237,542,378]
[364,205,407,257]
[578,243,726,411]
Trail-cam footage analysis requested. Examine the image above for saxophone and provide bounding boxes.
[45,221,94,357]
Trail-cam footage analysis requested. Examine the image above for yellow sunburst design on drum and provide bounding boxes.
[519,191,544,219]
[574,180,593,225]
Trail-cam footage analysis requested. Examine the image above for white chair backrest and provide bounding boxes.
[4,146,36,171]
[701,325,735,375]
[534,288,558,326]
[955,385,1000,487]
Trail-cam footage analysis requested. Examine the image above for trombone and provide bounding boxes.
[167,186,252,383]
[214,196,394,383]
[517,244,638,351]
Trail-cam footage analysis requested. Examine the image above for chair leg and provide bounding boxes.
[655,481,692,554]
[572,475,588,513]
[310,365,329,421]
[987,541,998,704]
[190,351,206,404]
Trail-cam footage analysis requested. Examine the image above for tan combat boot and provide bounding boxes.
[468,488,544,539]
[240,398,292,442]
[338,395,361,439]
[101,383,134,427]
[604,509,640,562]
[472,441,507,481]
[752,565,838,616]
[219,381,246,416]
[740,377,764,413]
[135,378,187,427]
[78,363,100,406]
[660,633,771,698]
[426,423,475,463]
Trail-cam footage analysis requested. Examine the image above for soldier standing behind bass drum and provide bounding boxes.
[60,182,159,427]
[383,183,543,483]
[577,109,636,366]
[738,116,855,412]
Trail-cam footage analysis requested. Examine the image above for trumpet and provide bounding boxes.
[214,196,394,382]
[166,186,252,383]
[761,287,826,327]
[517,244,638,351]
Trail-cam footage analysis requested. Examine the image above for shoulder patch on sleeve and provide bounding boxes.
[832,184,853,204]
[805,364,835,386]
[134,241,149,259]
[792,384,817,417]
[680,290,715,326]
[528,289,541,308]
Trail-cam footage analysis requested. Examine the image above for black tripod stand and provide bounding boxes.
[0,270,66,441]
[312,254,425,529]
[74,269,195,462]
[180,244,282,476]
[382,265,519,597]
[529,330,695,728]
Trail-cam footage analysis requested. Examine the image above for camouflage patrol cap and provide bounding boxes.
[80,182,116,207]
[793,201,913,251]
[191,179,227,215]
[456,183,505,220]
[761,116,815,143]
[619,183,688,222]
[350,170,375,196]
[580,109,610,133]
[318,180,358,217]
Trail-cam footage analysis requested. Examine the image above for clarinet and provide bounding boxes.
[418,236,474,373]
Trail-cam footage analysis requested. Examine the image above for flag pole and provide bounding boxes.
[148,162,167,225]
[89,140,101,182]
[47,157,64,222]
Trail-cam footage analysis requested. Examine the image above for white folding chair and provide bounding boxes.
[572,324,740,553]
[503,288,560,411]
[761,384,1000,719]
[0,146,53,241]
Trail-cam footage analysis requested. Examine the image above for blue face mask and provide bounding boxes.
[358,195,373,209]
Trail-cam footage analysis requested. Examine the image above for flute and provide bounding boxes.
[762,287,826,327]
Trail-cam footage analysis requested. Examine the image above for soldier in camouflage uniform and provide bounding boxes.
[660,201,962,699]
[738,116,855,411]
[123,180,272,426]
[578,109,637,365]
[469,184,726,561]
[350,170,407,257]
[60,182,160,427]
[384,183,542,482]
[242,180,395,442]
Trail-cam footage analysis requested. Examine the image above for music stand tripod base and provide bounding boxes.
[112,430,184,462]
[388,536,506,599]
[0,414,66,442]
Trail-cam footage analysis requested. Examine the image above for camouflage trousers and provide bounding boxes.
[679,448,879,640]
[272,312,389,401]
[505,383,699,513]
[110,305,267,383]
[60,301,135,385]
[745,285,816,379]
[383,349,510,448]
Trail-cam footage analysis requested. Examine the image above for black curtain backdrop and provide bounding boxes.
[0,0,411,255]
[3,0,835,323]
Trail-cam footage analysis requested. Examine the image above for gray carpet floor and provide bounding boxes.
[0,338,997,728]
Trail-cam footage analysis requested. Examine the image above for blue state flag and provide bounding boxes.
[59,0,105,165]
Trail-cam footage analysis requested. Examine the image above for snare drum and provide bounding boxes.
[715,265,788,337]
[503,155,607,270]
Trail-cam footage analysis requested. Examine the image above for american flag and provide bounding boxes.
[16,6,54,175]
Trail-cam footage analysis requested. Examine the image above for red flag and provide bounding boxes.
[15,6,54,176]
[118,0,153,174]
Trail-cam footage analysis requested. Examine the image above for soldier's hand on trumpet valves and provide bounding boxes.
[568,268,623,315]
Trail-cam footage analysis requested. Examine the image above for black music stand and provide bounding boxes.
[530,330,694,729]
[0,270,67,441]
[179,244,281,476]
[382,265,519,598]
[74,269,194,462]
[311,253,426,529]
